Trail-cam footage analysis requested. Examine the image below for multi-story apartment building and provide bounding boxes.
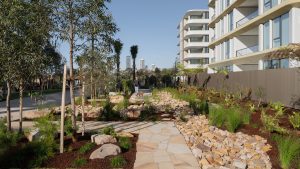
[178,10,212,69]
[207,0,300,73]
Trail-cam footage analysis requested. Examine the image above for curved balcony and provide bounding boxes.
[184,53,211,60]
[186,19,210,25]
[236,10,258,28]
[236,45,258,57]
[184,42,209,49]
[185,30,210,37]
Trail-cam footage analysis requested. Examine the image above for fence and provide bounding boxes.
[190,68,300,109]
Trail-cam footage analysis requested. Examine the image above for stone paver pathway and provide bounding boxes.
[132,122,199,169]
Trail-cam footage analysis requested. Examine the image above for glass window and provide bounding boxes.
[263,22,270,50]
[204,35,209,42]
[229,11,234,31]
[280,58,289,68]
[190,37,202,42]
[263,59,289,69]
[190,26,202,30]
[190,49,202,53]
[273,17,281,48]
[190,15,202,19]
[264,0,271,12]
[281,13,289,46]
[190,59,201,64]
[203,47,209,53]
[225,40,230,59]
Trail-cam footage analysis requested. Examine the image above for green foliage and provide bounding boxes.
[261,110,287,134]
[270,102,285,116]
[209,107,226,128]
[248,103,256,112]
[110,156,126,168]
[289,112,300,129]
[226,108,243,132]
[72,157,87,167]
[122,80,135,96]
[118,137,132,151]
[273,135,300,169]
[99,100,120,121]
[75,97,82,106]
[116,96,129,111]
[139,105,156,121]
[64,117,76,136]
[190,100,209,115]
[100,126,116,137]
[79,142,96,154]
[0,119,19,155]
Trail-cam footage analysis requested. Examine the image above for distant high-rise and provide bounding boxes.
[151,64,156,71]
[126,56,131,69]
[140,59,145,70]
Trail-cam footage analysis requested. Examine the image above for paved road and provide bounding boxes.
[0,90,77,121]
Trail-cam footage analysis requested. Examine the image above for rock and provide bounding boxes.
[90,144,121,159]
[117,132,134,138]
[109,95,124,104]
[91,134,117,145]
[197,143,211,152]
[192,148,202,158]
[26,128,40,142]
[120,109,141,119]
[233,160,247,169]
[23,111,49,120]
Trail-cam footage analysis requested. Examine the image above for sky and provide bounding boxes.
[58,0,209,69]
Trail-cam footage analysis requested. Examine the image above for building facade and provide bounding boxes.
[207,0,300,73]
[140,59,145,70]
[178,10,212,69]
[126,56,131,69]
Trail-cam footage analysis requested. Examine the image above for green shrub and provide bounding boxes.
[139,105,156,121]
[289,112,300,129]
[75,97,82,105]
[110,156,126,168]
[261,110,287,134]
[270,101,285,116]
[0,119,19,155]
[273,135,300,169]
[99,100,120,121]
[118,137,132,151]
[209,107,226,128]
[79,142,96,154]
[190,100,209,115]
[100,126,116,137]
[64,117,76,136]
[226,108,243,132]
[72,157,87,167]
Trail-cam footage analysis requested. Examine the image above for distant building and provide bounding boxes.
[151,64,156,71]
[126,56,131,69]
[140,59,145,70]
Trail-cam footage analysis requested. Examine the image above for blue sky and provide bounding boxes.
[58,0,209,69]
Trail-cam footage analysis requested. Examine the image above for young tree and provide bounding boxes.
[52,0,116,131]
[113,39,123,91]
[130,45,138,81]
[0,0,53,132]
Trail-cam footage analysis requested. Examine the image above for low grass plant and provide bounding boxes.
[118,137,132,151]
[100,126,116,137]
[273,135,300,169]
[289,112,300,129]
[78,142,96,154]
[72,157,87,167]
[110,156,126,168]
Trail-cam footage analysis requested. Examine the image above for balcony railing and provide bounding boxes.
[236,10,258,28]
[236,45,258,57]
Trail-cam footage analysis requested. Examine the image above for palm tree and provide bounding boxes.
[113,39,123,91]
[130,45,138,81]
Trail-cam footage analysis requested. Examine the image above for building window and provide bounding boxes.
[263,22,270,50]
[264,0,278,12]
[190,15,204,19]
[272,13,289,48]
[190,49,202,53]
[203,47,209,53]
[190,59,201,65]
[190,37,202,42]
[263,58,289,69]
[225,40,230,59]
[229,11,234,31]
[189,58,209,65]
[225,0,230,8]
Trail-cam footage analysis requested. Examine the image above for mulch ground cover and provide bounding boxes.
[43,133,138,169]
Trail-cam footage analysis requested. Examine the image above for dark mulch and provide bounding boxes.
[43,133,138,169]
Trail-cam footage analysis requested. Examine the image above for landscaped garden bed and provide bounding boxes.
[153,86,300,169]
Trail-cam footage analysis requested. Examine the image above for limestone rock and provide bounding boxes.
[89,144,121,159]
[117,131,134,138]
[91,134,117,145]
[26,128,41,142]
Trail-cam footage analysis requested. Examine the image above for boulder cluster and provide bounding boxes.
[176,116,272,169]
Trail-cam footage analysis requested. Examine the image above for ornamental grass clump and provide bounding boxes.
[273,135,300,169]
[78,142,96,154]
[226,107,243,132]
[209,106,226,128]
[289,112,300,129]
[110,156,126,168]
[100,126,116,137]
[118,137,132,151]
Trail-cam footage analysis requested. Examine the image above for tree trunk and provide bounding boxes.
[133,59,136,81]
[81,77,85,136]
[19,79,24,133]
[6,81,11,131]
[90,73,93,99]
[60,64,67,153]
